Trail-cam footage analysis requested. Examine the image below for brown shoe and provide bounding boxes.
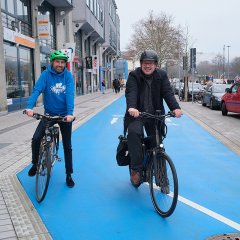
[130,170,141,187]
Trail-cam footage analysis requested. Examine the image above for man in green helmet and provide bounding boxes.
[25,50,75,188]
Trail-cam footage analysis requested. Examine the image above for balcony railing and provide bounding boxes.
[1,11,32,37]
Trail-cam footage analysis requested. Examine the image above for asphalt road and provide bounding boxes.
[178,99,240,156]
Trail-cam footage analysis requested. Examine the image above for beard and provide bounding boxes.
[53,66,64,73]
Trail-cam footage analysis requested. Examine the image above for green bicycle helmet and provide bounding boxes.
[50,50,68,62]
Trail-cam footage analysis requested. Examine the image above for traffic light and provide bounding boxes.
[85,56,92,69]
[190,48,196,69]
[183,56,187,70]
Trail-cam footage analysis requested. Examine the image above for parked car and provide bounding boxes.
[221,82,240,115]
[180,83,204,101]
[202,84,231,110]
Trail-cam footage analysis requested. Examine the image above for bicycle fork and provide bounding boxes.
[153,148,170,194]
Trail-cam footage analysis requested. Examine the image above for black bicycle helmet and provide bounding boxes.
[140,50,158,63]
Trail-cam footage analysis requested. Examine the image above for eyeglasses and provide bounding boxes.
[142,61,155,66]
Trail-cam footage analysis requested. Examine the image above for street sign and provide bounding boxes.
[37,15,50,40]
[92,55,98,74]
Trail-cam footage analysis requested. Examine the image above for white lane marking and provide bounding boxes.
[177,195,240,231]
[112,114,124,118]
[111,117,118,125]
[147,183,240,231]
[165,118,178,126]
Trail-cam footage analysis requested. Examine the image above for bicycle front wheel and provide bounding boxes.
[35,142,52,203]
[149,151,178,217]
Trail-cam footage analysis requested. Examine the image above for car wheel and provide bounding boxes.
[202,98,206,106]
[221,102,228,116]
[210,99,215,110]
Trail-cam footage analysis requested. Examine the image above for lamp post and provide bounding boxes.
[222,45,225,81]
[227,45,230,80]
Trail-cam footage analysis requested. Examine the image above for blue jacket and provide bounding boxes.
[27,65,74,116]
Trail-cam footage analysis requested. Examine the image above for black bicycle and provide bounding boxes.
[24,111,73,202]
[130,111,178,217]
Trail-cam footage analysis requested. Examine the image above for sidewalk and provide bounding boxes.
[0,89,124,240]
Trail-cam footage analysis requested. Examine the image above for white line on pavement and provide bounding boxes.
[178,195,240,231]
[111,117,118,125]
[148,182,240,231]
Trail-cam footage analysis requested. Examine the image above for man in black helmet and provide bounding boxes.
[125,49,182,187]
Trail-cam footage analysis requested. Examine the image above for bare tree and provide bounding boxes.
[127,11,185,68]
[230,57,240,78]
[211,54,224,78]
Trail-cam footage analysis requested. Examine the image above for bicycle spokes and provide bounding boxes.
[35,149,51,203]
[149,152,178,217]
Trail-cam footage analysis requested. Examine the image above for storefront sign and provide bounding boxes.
[61,48,73,62]
[3,27,35,48]
[7,99,13,106]
[37,15,50,40]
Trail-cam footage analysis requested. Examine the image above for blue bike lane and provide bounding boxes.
[18,96,240,240]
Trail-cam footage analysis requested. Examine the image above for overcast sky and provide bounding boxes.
[115,0,239,63]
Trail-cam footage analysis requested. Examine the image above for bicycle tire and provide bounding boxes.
[35,139,52,203]
[149,150,178,217]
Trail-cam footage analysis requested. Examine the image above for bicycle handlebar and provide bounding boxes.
[140,111,175,121]
[23,110,75,122]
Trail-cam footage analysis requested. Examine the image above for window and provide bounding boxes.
[7,0,14,14]
[97,3,99,20]
[86,0,90,7]
[16,0,29,22]
[1,0,6,10]
[232,84,238,93]
[90,0,94,12]
[4,43,19,99]
[19,47,33,97]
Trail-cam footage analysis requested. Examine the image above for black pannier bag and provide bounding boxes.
[116,135,130,166]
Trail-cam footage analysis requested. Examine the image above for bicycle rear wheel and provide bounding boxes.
[149,150,178,217]
[35,140,52,203]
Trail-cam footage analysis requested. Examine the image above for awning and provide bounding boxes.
[37,0,73,8]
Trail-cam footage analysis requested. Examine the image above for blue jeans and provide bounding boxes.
[31,120,73,174]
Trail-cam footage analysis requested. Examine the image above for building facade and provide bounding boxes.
[0,0,120,115]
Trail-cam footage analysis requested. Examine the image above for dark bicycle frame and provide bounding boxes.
[133,110,179,217]
[23,111,74,202]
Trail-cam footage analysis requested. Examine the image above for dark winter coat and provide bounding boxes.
[124,67,180,127]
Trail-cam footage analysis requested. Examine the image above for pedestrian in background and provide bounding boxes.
[102,79,106,94]
[25,50,75,188]
[113,78,120,93]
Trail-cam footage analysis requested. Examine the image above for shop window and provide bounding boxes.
[19,47,33,97]
[4,43,19,99]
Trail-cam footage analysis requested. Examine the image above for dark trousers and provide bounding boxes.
[127,119,156,170]
[32,120,73,174]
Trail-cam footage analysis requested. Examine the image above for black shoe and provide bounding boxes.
[28,164,37,177]
[66,174,75,188]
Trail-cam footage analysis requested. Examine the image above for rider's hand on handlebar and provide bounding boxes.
[64,115,75,122]
[25,109,34,117]
[173,109,183,118]
[128,108,140,118]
